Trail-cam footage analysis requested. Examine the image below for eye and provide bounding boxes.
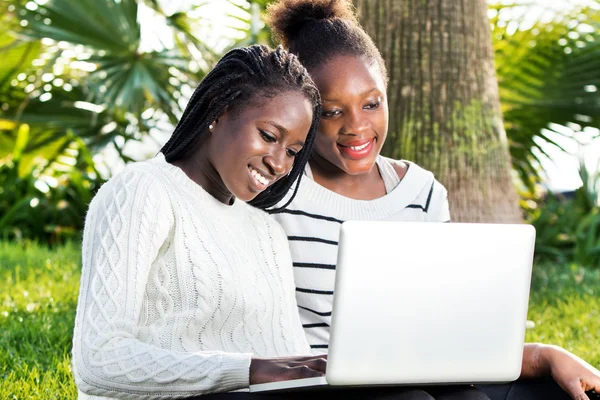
[259,129,276,142]
[286,148,300,158]
[322,109,341,118]
[364,101,380,110]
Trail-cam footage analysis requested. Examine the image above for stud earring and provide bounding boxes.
[209,124,214,130]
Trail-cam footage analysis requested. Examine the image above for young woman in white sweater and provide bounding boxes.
[71,45,329,399]
[265,2,600,400]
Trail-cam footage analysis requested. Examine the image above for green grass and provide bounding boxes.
[1,241,80,399]
[526,263,600,367]
[1,241,598,399]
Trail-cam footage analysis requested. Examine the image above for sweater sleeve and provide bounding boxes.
[427,180,451,222]
[72,168,251,399]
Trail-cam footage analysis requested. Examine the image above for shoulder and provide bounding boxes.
[385,157,447,189]
[91,158,172,211]
[391,160,409,181]
[382,157,433,188]
[383,158,449,212]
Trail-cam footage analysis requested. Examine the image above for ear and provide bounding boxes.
[209,104,230,133]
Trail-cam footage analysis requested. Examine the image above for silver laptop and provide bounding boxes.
[250,221,536,392]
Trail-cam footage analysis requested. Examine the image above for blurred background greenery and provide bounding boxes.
[0,0,598,264]
[0,0,599,398]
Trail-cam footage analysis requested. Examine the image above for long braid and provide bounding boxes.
[161,45,321,211]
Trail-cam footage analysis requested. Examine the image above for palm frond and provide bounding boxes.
[494,4,600,189]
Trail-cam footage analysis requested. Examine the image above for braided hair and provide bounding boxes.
[265,0,387,85]
[161,45,321,210]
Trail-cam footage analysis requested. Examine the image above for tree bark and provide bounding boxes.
[353,0,522,223]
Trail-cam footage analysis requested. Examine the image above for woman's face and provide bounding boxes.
[208,90,313,202]
[310,55,388,176]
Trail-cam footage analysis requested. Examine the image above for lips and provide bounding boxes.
[337,138,375,160]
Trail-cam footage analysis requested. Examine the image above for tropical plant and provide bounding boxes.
[0,0,216,167]
[0,124,103,244]
[523,161,600,268]
[0,0,224,244]
[225,0,274,48]
[492,2,600,189]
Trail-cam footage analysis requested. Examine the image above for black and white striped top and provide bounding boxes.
[272,157,450,353]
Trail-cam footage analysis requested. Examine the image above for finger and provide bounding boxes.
[583,375,600,394]
[567,378,590,400]
[591,375,600,392]
[272,355,325,363]
[289,356,327,364]
[289,355,327,362]
[297,358,327,373]
[285,365,325,380]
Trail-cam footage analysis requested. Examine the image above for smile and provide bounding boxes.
[249,166,271,189]
[337,138,376,160]
[348,142,370,151]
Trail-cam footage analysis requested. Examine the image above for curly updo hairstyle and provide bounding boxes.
[265,0,387,84]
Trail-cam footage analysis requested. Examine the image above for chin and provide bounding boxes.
[342,158,378,176]
[236,192,258,202]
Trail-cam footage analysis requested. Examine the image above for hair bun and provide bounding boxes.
[266,0,358,48]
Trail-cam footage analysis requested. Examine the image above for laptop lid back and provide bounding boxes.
[327,222,535,385]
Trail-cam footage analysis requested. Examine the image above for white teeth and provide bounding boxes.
[250,167,269,186]
[350,142,370,151]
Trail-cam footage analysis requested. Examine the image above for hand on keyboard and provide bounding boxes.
[249,355,327,385]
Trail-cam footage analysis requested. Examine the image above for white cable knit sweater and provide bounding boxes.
[72,154,311,399]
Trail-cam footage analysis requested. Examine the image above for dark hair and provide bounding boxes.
[161,45,321,210]
[265,0,387,84]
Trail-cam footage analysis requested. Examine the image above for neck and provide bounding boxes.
[308,153,386,200]
[171,148,234,205]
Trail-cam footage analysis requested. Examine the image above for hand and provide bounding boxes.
[249,355,327,385]
[543,345,600,400]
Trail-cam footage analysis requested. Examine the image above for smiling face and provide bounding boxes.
[310,55,388,176]
[206,90,313,203]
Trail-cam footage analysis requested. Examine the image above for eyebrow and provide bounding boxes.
[322,88,380,103]
[264,121,305,147]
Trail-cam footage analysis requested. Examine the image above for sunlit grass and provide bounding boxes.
[1,241,80,399]
[526,263,600,368]
[0,241,598,398]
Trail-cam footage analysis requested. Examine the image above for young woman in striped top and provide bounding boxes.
[265,1,600,400]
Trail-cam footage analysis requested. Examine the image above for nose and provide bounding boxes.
[264,148,290,177]
[342,107,370,135]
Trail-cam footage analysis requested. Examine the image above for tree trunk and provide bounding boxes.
[353,0,522,223]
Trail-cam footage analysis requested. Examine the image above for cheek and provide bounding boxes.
[228,133,263,161]
[314,130,338,155]
[316,121,339,145]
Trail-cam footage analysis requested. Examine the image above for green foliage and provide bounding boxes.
[225,0,275,48]
[523,162,600,268]
[0,124,103,245]
[0,0,216,246]
[492,3,600,189]
[0,241,80,399]
[0,0,213,166]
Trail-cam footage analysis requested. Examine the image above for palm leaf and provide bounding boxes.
[494,4,600,189]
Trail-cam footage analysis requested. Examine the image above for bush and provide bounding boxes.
[523,162,600,268]
[0,126,103,245]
